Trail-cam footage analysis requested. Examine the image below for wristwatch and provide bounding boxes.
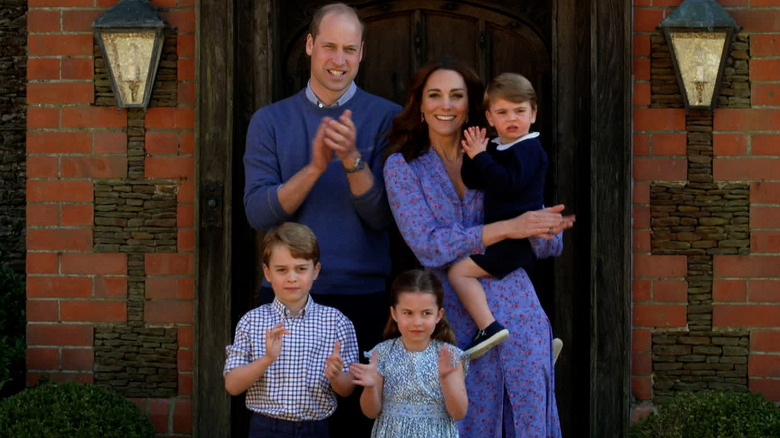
[344,156,365,173]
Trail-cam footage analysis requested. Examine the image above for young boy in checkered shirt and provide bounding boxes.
[224,222,359,438]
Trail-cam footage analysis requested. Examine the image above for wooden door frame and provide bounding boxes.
[196,0,631,436]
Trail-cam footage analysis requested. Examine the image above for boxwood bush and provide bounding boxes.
[629,390,780,438]
[0,380,155,437]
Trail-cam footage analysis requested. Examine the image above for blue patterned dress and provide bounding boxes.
[383,150,563,438]
[367,338,468,438]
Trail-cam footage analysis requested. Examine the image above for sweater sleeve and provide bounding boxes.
[470,141,546,196]
[383,153,484,269]
[460,153,485,189]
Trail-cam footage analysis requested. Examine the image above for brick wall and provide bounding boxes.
[633,0,780,419]
[25,0,195,436]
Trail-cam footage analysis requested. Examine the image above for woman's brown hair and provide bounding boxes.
[383,269,457,345]
[385,57,486,163]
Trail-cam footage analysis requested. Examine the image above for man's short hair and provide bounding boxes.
[309,2,365,42]
[484,73,537,110]
[261,222,320,266]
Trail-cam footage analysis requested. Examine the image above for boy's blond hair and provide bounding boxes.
[484,72,537,110]
[261,222,320,266]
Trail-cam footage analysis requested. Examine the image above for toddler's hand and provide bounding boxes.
[350,351,380,388]
[324,341,344,380]
[265,323,289,362]
[461,126,488,159]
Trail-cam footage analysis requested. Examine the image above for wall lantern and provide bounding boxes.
[93,0,168,109]
[659,0,740,112]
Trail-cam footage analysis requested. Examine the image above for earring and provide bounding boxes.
[421,112,425,122]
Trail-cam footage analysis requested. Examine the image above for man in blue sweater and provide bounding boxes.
[243,3,401,436]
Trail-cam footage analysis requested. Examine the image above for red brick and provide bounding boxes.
[179,326,193,348]
[61,348,94,371]
[94,277,127,299]
[715,255,780,278]
[179,132,194,155]
[28,34,93,56]
[714,158,780,181]
[752,83,780,107]
[730,9,780,33]
[163,9,195,33]
[751,34,780,58]
[155,0,177,6]
[179,0,195,7]
[634,206,651,229]
[634,108,686,131]
[652,133,686,156]
[631,404,654,424]
[178,180,194,202]
[653,279,687,303]
[714,109,780,131]
[634,229,651,253]
[62,107,127,129]
[179,372,193,396]
[27,323,93,346]
[178,349,193,372]
[28,82,94,105]
[27,58,60,80]
[749,354,780,377]
[62,204,93,226]
[753,0,780,5]
[178,229,194,252]
[752,182,780,203]
[177,277,194,300]
[751,330,780,352]
[62,9,102,32]
[634,82,650,106]
[93,132,127,154]
[752,231,780,254]
[27,372,93,386]
[26,156,58,178]
[633,57,651,81]
[144,154,193,180]
[752,134,780,156]
[652,0,683,5]
[27,229,92,251]
[713,304,780,327]
[177,204,194,227]
[28,131,92,154]
[750,379,780,402]
[634,255,688,278]
[27,9,60,32]
[146,253,193,275]
[633,328,652,352]
[27,347,59,370]
[147,399,172,434]
[749,280,780,303]
[173,397,193,434]
[29,0,92,5]
[752,206,780,229]
[27,252,59,274]
[27,276,92,298]
[62,253,126,275]
[62,58,93,80]
[144,108,195,130]
[634,182,650,205]
[751,59,780,82]
[61,156,127,178]
[634,157,687,180]
[634,133,650,156]
[27,107,60,129]
[27,203,59,226]
[27,299,59,321]
[145,300,193,324]
[634,9,664,32]
[718,0,748,5]
[633,303,687,327]
[146,277,178,299]
[632,352,652,375]
[145,132,179,154]
[61,300,126,322]
[28,180,93,202]
[633,279,652,302]
[177,82,195,105]
[713,279,747,302]
[178,34,195,57]
[177,58,195,81]
[631,376,652,400]
[713,134,748,156]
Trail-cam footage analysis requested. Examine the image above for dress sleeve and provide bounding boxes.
[529,232,563,259]
[383,154,485,269]
[364,340,391,377]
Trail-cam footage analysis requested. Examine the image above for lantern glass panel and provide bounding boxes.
[669,31,727,107]
[101,31,157,106]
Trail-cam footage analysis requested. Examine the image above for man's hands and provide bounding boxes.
[311,109,360,174]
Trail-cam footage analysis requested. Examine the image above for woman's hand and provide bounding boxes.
[484,204,574,246]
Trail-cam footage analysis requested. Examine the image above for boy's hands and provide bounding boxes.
[461,126,489,159]
[350,351,380,388]
[264,323,289,362]
[438,346,458,380]
[324,341,344,380]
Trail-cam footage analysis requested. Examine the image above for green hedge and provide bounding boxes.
[629,391,780,438]
[0,222,25,397]
[0,380,156,437]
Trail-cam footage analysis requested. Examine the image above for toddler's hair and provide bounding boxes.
[261,222,320,266]
[484,72,537,110]
[383,269,456,345]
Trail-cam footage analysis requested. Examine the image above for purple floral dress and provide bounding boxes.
[384,150,563,438]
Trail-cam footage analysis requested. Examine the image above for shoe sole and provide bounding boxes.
[553,338,563,365]
[465,329,510,360]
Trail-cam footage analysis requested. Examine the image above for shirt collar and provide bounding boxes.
[305,81,357,108]
[271,295,313,319]
[492,132,540,151]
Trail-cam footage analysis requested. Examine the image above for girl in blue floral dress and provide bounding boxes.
[350,270,469,438]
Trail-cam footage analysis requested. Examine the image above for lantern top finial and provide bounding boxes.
[659,0,738,29]
[93,0,167,29]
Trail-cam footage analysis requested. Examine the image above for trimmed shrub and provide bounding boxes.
[629,390,780,438]
[0,380,156,437]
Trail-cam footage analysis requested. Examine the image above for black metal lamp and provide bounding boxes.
[93,0,168,109]
[659,0,740,112]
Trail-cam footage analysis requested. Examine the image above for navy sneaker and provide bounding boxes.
[465,321,509,359]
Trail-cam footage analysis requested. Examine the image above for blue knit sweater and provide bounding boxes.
[243,88,401,295]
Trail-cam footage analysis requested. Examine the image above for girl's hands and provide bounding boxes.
[438,346,458,380]
[264,323,289,362]
[350,351,380,388]
[324,341,344,380]
[461,126,489,159]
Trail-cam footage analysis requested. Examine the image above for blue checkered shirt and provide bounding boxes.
[224,296,359,421]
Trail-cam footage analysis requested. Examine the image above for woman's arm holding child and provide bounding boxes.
[439,346,468,421]
[350,352,384,419]
[324,341,356,397]
[224,323,288,395]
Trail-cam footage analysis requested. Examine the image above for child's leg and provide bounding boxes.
[447,257,494,330]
